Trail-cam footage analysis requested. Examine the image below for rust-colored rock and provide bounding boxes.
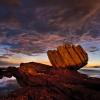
[1,66,100,100]
[0,44,93,100]
[47,44,88,70]
[47,50,65,68]
[19,62,53,75]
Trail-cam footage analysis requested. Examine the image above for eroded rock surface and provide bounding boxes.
[0,45,98,100]
[0,65,100,100]
[47,44,88,70]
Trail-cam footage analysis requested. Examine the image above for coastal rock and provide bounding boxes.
[1,67,100,100]
[19,62,53,75]
[0,44,98,100]
[47,44,88,70]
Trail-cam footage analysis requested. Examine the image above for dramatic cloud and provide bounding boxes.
[0,0,100,29]
[0,0,100,66]
[0,32,66,54]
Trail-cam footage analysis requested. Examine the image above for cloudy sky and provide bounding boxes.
[0,0,100,67]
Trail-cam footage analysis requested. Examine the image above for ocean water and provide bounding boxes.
[0,77,20,95]
[79,68,100,78]
[0,68,100,94]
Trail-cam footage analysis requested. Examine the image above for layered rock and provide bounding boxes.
[1,66,100,100]
[0,44,97,100]
[47,44,88,70]
[0,64,100,90]
[19,62,53,75]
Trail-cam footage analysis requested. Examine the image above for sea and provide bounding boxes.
[0,68,100,94]
[79,68,100,78]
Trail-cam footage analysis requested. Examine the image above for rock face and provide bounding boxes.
[1,66,100,100]
[0,44,98,100]
[19,62,53,75]
[47,44,88,70]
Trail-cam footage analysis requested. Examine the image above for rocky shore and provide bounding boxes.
[0,63,100,100]
[0,44,100,100]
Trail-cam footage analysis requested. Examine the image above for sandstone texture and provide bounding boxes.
[47,44,88,70]
[0,44,99,100]
[0,65,100,100]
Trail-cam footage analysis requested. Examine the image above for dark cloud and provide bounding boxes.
[0,53,16,67]
[0,0,99,30]
[89,47,99,52]
[0,0,20,6]
[0,0,99,34]
[0,31,100,56]
[0,0,99,66]
[0,60,17,67]
[1,32,65,55]
[0,55,8,59]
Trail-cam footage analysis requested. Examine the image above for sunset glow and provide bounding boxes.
[0,0,99,68]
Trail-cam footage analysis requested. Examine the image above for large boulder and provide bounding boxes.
[47,44,88,70]
[19,62,53,76]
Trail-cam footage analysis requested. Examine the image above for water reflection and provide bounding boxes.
[0,77,20,95]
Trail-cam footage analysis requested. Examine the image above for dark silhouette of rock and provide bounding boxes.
[47,44,88,70]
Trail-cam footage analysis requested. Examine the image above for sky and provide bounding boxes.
[0,0,100,67]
